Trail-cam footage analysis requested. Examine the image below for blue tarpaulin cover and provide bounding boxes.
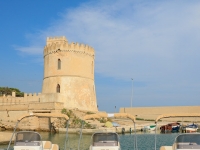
[112,122,120,127]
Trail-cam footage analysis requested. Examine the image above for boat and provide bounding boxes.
[14,131,59,150]
[172,133,200,150]
[7,112,69,150]
[185,123,198,133]
[78,112,137,150]
[153,113,200,150]
[160,122,181,133]
[142,124,156,132]
[160,133,200,150]
[89,132,120,150]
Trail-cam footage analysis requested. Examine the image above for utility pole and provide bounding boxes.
[131,78,133,108]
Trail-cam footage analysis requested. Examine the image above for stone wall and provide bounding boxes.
[120,106,200,121]
[0,102,64,131]
[0,93,41,105]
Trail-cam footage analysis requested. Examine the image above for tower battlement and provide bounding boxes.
[46,36,68,45]
[44,36,94,57]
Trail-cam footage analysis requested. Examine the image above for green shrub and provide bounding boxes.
[60,108,94,129]
[99,117,107,123]
[144,119,154,121]
[107,118,112,122]
[0,87,24,97]
[61,108,73,118]
[136,117,144,120]
[86,111,94,114]
[84,122,92,128]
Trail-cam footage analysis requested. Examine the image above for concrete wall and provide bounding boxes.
[120,106,200,120]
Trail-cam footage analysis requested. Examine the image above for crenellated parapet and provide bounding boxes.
[44,36,95,57]
[0,93,42,105]
[46,36,67,45]
[24,93,41,97]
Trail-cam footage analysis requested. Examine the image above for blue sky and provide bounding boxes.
[0,0,200,112]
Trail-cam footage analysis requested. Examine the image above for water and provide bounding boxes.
[0,132,179,150]
[120,133,178,150]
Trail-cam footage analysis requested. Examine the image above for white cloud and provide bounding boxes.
[14,0,200,108]
[15,46,43,55]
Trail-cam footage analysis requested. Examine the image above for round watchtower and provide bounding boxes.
[42,36,97,111]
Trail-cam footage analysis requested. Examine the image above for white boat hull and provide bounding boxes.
[14,146,42,150]
[90,145,120,150]
[160,146,173,150]
[186,128,198,132]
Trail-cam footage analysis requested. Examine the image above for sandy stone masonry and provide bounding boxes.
[44,36,94,57]
[0,95,64,131]
[0,92,41,105]
[42,36,97,111]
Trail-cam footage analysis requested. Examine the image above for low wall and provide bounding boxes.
[0,93,41,105]
[0,102,64,130]
[0,102,63,111]
[0,110,27,122]
[120,106,200,120]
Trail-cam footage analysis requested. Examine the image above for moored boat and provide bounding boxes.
[14,131,59,150]
[142,124,156,132]
[89,132,120,150]
[160,122,181,133]
[185,123,198,133]
[7,113,69,150]
[160,133,200,150]
[153,113,200,150]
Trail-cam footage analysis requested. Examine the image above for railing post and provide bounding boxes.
[7,121,19,150]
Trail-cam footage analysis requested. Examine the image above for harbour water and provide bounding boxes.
[0,132,179,150]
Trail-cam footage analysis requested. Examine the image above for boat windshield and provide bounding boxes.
[92,133,119,146]
[186,124,198,128]
[174,134,200,149]
[15,131,42,142]
[93,133,119,142]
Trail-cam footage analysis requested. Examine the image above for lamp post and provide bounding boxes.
[131,78,133,108]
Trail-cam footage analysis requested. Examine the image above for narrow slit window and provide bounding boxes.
[91,61,93,74]
[58,59,61,70]
[57,84,60,93]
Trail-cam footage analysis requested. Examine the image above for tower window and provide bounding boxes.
[58,59,61,70]
[91,61,93,74]
[56,84,60,93]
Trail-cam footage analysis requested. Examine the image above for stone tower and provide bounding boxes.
[42,36,98,111]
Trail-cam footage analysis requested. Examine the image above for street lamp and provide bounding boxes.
[131,78,133,108]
